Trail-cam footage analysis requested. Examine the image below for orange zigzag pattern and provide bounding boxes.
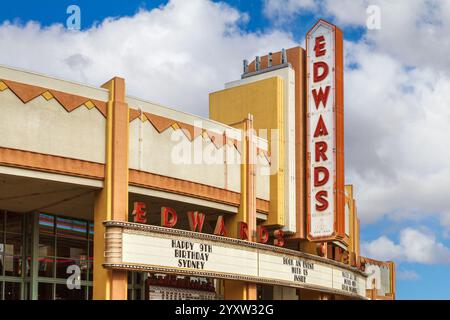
[129,108,271,164]
[0,79,107,117]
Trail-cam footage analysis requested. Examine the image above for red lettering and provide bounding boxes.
[314,35,326,57]
[312,86,330,109]
[238,222,248,240]
[132,202,147,224]
[313,61,329,82]
[161,207,177,228]
[187,211,205,232]
[257,226,269,244]
[213,216,227,236]
[315,191,329,211]
[313,115,329,138]
[314,166,329,187]
[315,141,328,162]
[274,229,285,247]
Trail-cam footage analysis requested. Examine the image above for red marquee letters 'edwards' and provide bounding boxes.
[306,19,347,243]
[132,202,285,246]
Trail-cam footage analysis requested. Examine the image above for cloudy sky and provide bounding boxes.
[1,0,449,299]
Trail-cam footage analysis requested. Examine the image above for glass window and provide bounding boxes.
[135,288,142,300]
[38,283,53,300]
[88,222,94,240]
[88,241,93,259]
[56,217,87,239]
[4,282,21,300]
[39,214,55,235]
[39,234,55,257]
[5,233,23,256]
[88,263,93,282]
[56,237,87,259]
[55,284,86,300]
[56,259,88,280]
[24,256,32,277]
[4,256,22,277]
[5,212,22,234]
[38,257,55,278]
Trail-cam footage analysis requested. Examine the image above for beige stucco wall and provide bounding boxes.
[0,66,107,164]
[127,97,270,199]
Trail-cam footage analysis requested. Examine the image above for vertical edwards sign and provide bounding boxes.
[306,19,346,243]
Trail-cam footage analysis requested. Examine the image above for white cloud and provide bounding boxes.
[1,0,450,251]
[344,41,450,227]
[362,228,450,264]
[263,0,450,230]
[0,0,296,116]
[264,0,450,72]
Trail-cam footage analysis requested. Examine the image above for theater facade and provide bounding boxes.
[0,19,395,300]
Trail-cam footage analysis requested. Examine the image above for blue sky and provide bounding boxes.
[0,0,449,299]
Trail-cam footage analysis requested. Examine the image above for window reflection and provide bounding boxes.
[55,284,86,300]
[38,283,53,300]
[56,217,87,239]
[4,256,22,277]
[39,214,54,235]
[4,282,21,300]
[38,257,55,277]
[0,212,94,300]
[5,212,22,234]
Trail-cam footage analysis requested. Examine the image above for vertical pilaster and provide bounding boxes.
[224,115,257,300]
[93,77,129,300]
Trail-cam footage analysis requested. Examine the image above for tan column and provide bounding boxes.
[224,115,257,300]
[93,77,129,300]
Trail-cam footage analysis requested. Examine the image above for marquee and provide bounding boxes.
[103,221,367,299]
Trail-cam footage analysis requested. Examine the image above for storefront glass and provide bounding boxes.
[0,211,28,300]
[0,210,93,300]
[37,213,93,300]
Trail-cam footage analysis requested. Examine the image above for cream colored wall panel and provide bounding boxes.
[0,90,106,163]
[224,144,241,193]
[128,97,250,192]
[256,154,270,200]
[130,121,228,189]
[127,96,242,138]
[0,65,109,102]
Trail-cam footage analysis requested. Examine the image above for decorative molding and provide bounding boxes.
[128,108,271,163]
[0,147,104,180]
[0,79,107,117]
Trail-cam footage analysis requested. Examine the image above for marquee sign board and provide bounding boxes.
[103,221,367,299]
[306,19,346,243]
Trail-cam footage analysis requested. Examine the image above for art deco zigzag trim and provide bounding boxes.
[129,107,271,164]
[0,79,107,117]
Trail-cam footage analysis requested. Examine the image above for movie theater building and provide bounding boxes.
[0,19,395,300]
